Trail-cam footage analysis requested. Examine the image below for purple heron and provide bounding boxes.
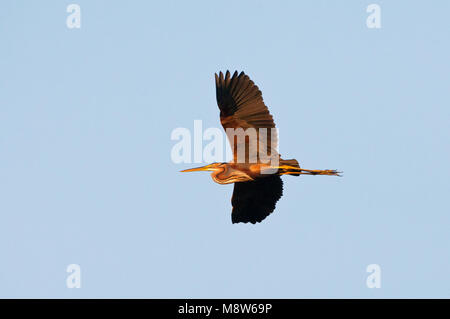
[182,71,340,224]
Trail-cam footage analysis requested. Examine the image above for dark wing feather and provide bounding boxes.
[215,71,278,161]
[231,175,283,224]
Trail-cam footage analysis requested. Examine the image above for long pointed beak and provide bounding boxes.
[180,164,216,173]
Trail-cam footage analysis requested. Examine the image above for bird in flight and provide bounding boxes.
[182,71,340,224]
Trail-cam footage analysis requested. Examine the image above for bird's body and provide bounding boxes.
[182,71,340,224]
[183,160,336,185]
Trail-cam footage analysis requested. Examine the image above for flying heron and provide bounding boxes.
[182,71,340,224]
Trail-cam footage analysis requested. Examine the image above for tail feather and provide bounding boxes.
[280,159,300,176]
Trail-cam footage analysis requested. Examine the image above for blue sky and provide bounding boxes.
[0,0,449,298]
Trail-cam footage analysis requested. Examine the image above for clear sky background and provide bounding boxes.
[1,0,449,298]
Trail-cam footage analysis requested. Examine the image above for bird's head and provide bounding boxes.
[180,162,226,173]
[181,162,250,184]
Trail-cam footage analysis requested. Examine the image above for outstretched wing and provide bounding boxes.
[231,175,283,224]
[215,71,278,162]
